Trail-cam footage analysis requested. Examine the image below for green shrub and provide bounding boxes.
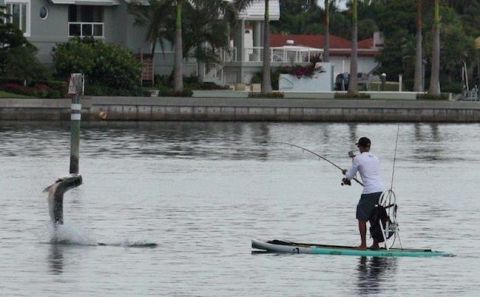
[334,93,371,99]
[0,79,67,98]
[85,83,144,97]
[249,92,284,98]
[251,72,262,84]
[160,89,193,97]
[53,38,142,95]
[441,82,463,94]
[184,75,199,85]
[368,82,400,92]
[271,69,281,90]
[154,75,171,86]
[195,82,229,90]
[417,94,449,100]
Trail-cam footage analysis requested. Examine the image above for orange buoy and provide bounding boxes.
[99,111,108,120]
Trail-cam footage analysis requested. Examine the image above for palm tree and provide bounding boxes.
[414,0,423,92]
[428,0,441,96]
[128,0,172,56]
[183,0,237,83]
[174,0,184,92]
[129,0,182,91]
[348,0,359,95]
[235,0,273,93]
[323,0,331,62]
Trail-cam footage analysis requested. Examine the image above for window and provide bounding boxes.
[40,7,48,20]
[68,5,104,38]
[68,5,103,22]
[5,0,30,36]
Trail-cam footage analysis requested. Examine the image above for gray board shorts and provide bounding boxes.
[356,192,383,221]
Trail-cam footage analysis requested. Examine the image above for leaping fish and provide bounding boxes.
[43,175,83,225]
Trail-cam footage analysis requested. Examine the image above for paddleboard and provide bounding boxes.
[252,240,453,257]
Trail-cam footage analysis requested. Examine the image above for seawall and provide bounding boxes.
[0,97,479,122]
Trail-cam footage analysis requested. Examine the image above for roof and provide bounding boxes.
[358,38,374,48]
[272,45,322,51]
[49,0,120,5]
[270,34,380,56]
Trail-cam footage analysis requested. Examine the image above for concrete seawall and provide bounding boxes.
[0,97,479,122]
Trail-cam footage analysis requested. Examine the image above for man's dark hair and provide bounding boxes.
[356,137,371,147]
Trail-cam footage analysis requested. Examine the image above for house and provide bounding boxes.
[1,0,384,87]
[1,0,150,68]
[1,0,284,86]
[192,0,281,86]
[270,32,384,78]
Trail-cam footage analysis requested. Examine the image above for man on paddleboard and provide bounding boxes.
[342,137,384,250]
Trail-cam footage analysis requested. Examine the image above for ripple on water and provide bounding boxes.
[0,122,478,297]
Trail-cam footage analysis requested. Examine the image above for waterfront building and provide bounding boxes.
[1,0,381,86]
[0,0,282,86]
[270,33,384,78]
[2,0,150,69]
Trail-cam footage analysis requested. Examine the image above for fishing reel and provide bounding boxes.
[348,150,356,158]
[341,151,356,186]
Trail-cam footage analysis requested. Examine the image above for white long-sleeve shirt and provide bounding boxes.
[345,152,384,194]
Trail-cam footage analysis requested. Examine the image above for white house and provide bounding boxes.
[270,32,384,78]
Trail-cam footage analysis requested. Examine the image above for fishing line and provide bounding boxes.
[390,124,401,190]
[272,142,364,186]
[380,124,402,249]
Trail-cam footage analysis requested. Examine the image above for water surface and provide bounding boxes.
[0,122,478,296]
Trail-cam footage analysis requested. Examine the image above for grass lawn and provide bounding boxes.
[0,90,30,98]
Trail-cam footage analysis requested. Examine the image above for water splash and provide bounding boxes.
[114,240,158,248]
[47,223,98,246]
[43,223,157,248]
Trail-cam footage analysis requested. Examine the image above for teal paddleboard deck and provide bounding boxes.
[252,240,452,258]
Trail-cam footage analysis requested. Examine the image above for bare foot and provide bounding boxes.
[358,244,367,250]
[369,244,380,250]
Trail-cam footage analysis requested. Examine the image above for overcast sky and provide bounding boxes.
[317,0,347,10]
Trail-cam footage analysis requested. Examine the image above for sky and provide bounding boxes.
[317,0,348,10]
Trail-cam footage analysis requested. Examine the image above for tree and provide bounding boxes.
[324,0,331,62]
[433,5,475,87]
[428,0,441,96]
[182,0,237,83]
[414,0,423,92]
[174,0,184,92]
[235,0,273,93]
[128,0,183,91]
[348,0,359,95]
[0,6,47,79]
[274,0,320,34]
[127,0,172,56]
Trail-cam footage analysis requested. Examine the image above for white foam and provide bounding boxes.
[47,223,97,246]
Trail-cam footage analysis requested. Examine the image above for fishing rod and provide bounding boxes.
[272,142,364,186]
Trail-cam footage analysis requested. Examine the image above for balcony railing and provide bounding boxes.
[68,22,104,38]
[222,47,323,64]
[271,47,323,64]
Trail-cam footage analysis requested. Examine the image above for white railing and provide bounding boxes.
[203,63,224,84]
[222,47,323,63]
[68,22,104,38]
[271,48,323,64]
[221,47,237,63]
[245,46,263,62]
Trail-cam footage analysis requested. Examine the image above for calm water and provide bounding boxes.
[0,121,479,296]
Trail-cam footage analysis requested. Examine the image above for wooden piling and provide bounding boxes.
[68,74,83,175]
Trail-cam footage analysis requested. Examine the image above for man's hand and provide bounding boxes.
[341,178,351,186]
